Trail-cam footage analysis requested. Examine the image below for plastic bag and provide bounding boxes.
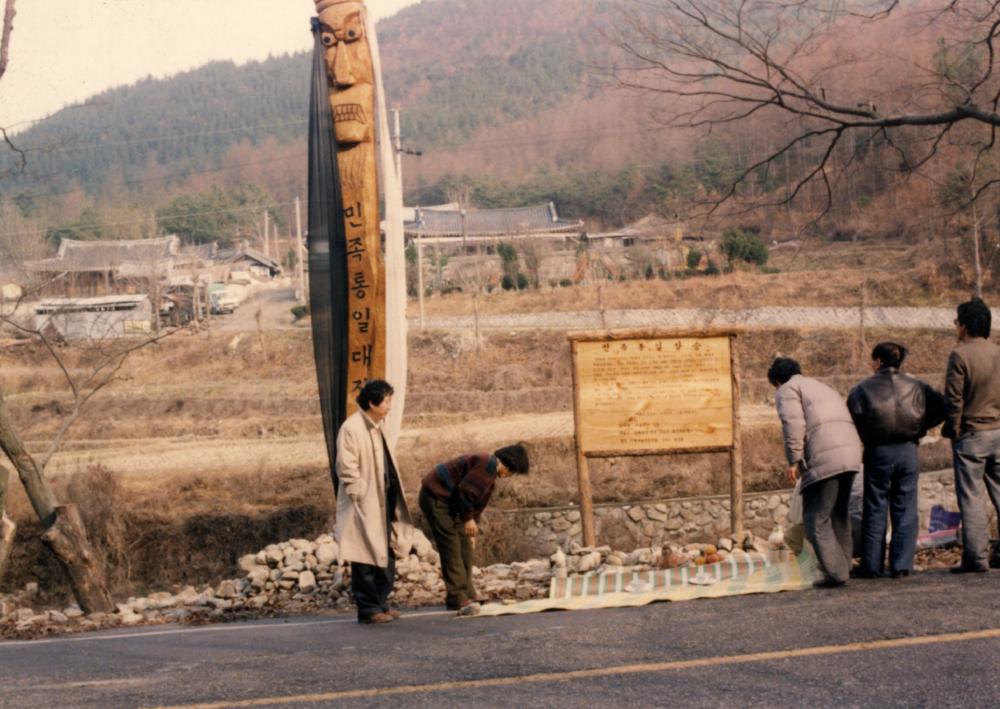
[787,479,803,525]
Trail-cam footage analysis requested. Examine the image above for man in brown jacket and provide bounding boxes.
[419,444,530,616]
[943,298,1000,573]
[335,380,414,623]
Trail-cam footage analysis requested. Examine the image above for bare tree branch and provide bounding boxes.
[0,125,25,177]
[0,0,15,83]
[607,0,1000,228]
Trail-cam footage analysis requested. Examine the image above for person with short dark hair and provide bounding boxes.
[943,298,1000,573]
[419,443,530,615]
[848,342,946,579]
[770,357,863,588]
[335,379,415,624]
[767,357,802,388]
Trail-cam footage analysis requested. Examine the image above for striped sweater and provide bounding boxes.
[420,453,498,522]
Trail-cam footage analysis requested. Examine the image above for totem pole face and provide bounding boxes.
[315,0,374,145]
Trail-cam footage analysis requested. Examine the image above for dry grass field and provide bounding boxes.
[0,239,973,602]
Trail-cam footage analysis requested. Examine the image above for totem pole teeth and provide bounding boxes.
[333,104,367,124]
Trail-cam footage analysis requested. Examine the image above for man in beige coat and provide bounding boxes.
[335,379,414,624]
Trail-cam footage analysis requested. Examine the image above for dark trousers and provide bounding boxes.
[419,488,475,608]
[351,554,395,620]
[859,442,919,575]
[803,471,856,583]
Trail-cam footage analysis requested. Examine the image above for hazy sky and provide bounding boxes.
[0,0,421,130]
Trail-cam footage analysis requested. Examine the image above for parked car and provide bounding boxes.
[209,289,239,315]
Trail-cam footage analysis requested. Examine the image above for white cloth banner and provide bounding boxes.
[366,8,407,448]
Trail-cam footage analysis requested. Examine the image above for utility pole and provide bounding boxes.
[263,210,270,260]
[272,214,278,263]
[295,196,306,305]
[394,107,424,328]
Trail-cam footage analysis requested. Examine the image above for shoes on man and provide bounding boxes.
[358,612,396,625]
[448,598,487,610]
[383,608,402,619]
[950,564,988,574]
[890,569,910,579]
[456,601,481,617]
[812,577,846,589]
[850,569,880,579]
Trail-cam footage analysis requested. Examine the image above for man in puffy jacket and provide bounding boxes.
[769,357,863,587]
[847,342,946,579]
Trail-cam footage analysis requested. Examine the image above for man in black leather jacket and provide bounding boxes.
[847,342,946,578]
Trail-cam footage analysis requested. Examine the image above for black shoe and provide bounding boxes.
[991,559,1000,570]
[850,569,880,579]
[949,564,988,574]
[890,569,910,579]
[813,577,846,589]
[358,612,395,624]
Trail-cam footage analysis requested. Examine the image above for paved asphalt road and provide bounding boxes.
[214,288,301,332]
[2,570,998,709]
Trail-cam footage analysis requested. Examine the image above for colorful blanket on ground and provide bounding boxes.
[477,550,821,617]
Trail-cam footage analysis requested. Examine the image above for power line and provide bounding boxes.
[5,124,657,202]
[5,150,307,202]
[25,119,309,155]
[0,200,298,240]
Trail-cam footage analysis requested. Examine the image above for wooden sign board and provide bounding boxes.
[573,336,734,455]
[568,328,744,545]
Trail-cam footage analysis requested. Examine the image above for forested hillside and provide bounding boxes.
[2,0,993,295]
[0,0,606,203]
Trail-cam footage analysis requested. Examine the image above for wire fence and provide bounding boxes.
[412,306,954,331]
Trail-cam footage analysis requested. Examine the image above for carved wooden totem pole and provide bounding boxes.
[316,0,385,399]
[309,0,393,489]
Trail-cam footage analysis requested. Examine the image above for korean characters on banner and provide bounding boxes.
[345,200,381,401]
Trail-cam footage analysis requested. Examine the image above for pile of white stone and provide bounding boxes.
[551,531,778,578]
[0,529,553,636]
[1,529,781,636]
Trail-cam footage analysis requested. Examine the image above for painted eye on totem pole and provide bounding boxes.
[342,13,364,42]
[322,33,336,47]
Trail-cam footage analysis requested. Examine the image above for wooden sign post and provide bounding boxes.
[569,328,744,546]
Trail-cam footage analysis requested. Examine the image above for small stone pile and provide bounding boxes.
[549,531,776,578]
[0,529,552,638]
[3,525,879,639]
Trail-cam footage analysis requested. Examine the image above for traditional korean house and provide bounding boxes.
[405,202,583,247]
[23,236,182,297]
[33,294,154,340]
[215,242,282,281]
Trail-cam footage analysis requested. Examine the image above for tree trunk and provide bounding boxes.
[41,505,113,612]
[971,200,984,299]
[0,392,113,612]
[0,464,16,583]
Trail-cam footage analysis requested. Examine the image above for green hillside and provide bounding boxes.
[0,0,603,201]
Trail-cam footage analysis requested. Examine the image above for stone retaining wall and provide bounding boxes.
[508,469,975,556]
